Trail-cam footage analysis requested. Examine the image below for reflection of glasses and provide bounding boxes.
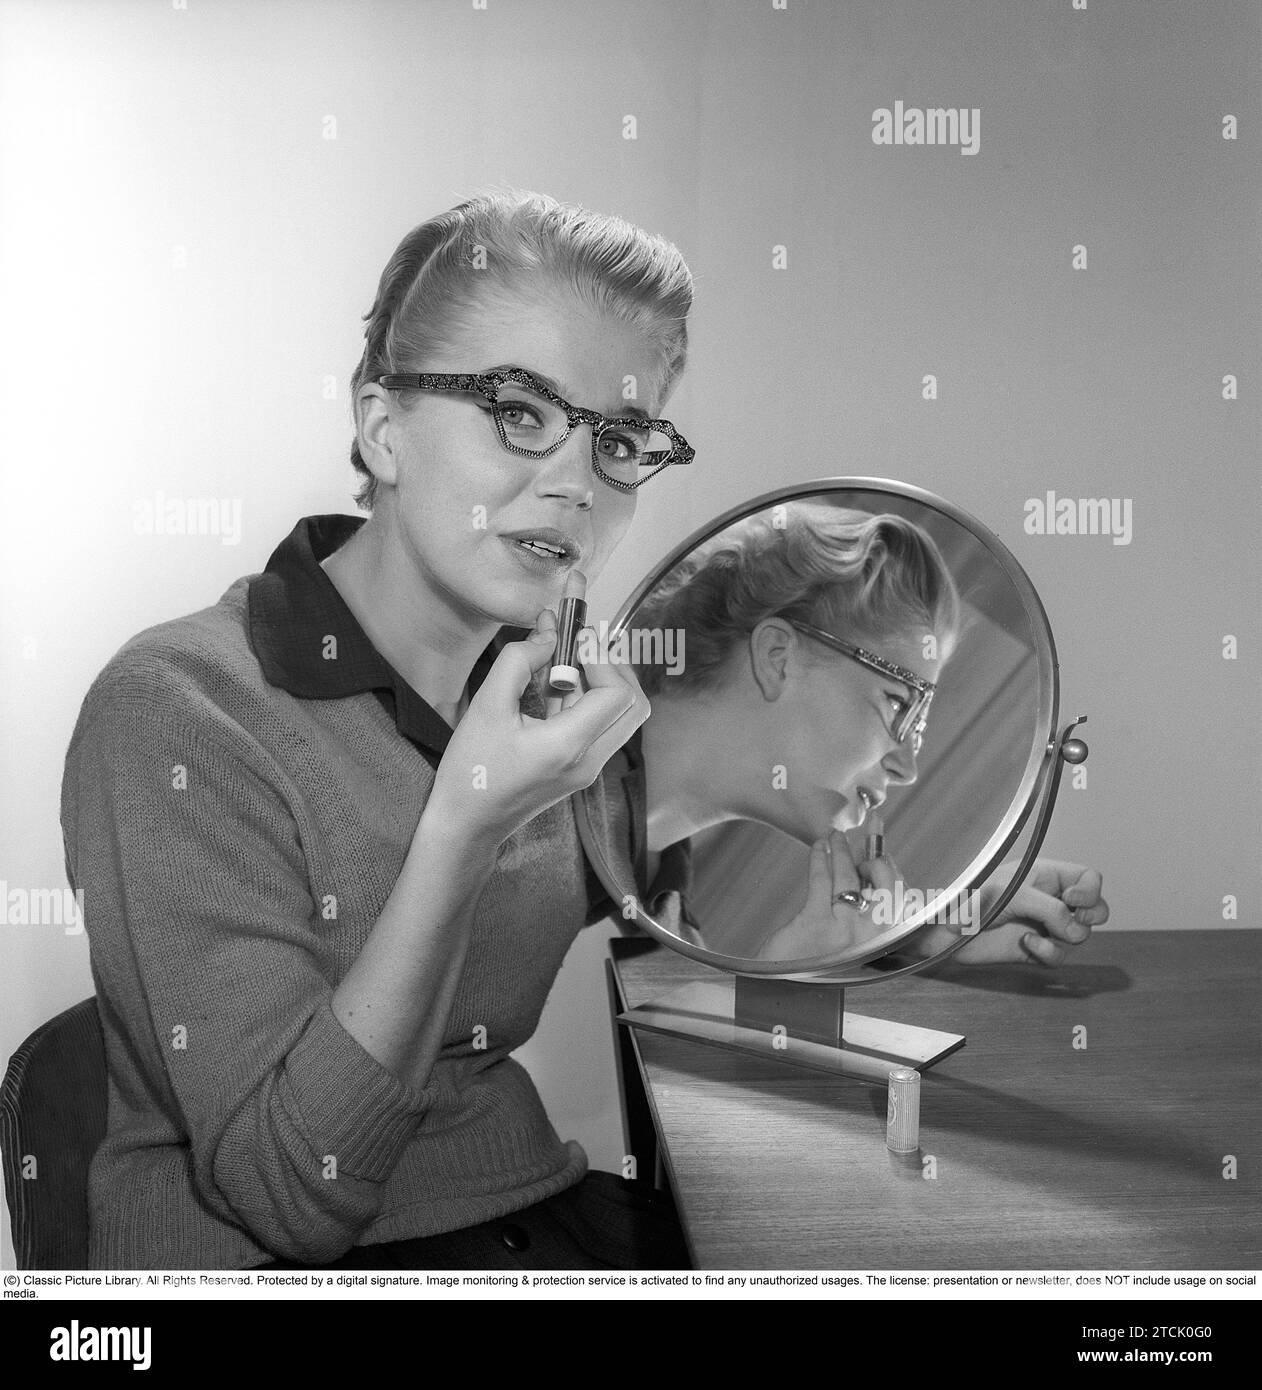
[375,366,694,492]
[785,619,936,755]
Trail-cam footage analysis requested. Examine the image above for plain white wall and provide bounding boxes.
[2,0,1258,1268]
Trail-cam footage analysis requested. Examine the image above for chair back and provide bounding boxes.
[1,998,108,1269]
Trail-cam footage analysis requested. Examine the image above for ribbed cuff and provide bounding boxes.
[283,998,433,1181]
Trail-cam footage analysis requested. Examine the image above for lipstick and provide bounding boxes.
[549,570,588,693]
[864,815,885,862]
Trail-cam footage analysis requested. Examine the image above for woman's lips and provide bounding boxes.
[500,535,576,576]
[847,786,883,825]
[498,527,583,564]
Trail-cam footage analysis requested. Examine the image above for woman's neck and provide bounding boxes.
[319,513,499,726]
[641,690,750,852]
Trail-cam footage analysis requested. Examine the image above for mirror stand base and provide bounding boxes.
[619,979,963,1083]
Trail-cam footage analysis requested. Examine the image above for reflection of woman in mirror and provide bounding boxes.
[633,502,1108,963]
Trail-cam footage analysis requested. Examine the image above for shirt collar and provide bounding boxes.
[247,514,524,764]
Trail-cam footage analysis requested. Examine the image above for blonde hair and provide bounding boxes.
[635,503,962,696]
[348,188,694,510]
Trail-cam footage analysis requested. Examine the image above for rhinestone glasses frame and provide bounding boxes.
[375,366,694,492]
[785,618,937,754]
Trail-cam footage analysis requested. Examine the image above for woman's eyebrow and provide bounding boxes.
[484,363,650,420]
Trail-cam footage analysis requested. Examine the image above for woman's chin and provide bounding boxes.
[474,588,549,631]
[744,797,853,845]
[781,809,854,844]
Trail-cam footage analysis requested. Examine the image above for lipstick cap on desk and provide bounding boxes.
[886,1067,921,1153]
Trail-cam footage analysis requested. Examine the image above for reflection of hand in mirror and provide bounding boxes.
[908,858,1110,967]
[754,829,904,960]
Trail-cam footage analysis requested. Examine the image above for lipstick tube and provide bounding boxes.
[864,814,885,863]
[549,570,588,693]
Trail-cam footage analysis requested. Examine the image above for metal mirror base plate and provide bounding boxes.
[618,979,965,1083]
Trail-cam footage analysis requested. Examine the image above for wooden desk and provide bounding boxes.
[607,930,1261,1270]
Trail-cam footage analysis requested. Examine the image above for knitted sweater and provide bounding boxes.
[60,518,633,1270]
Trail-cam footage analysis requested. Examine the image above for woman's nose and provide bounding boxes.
[535,427,599,506]
[883,738,919,786]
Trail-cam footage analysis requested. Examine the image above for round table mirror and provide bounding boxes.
[577,479,1069,997]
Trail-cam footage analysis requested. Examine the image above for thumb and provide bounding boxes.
[522,606,559,673]
[477,610,557,706]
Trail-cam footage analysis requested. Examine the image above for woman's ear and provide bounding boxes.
[747,617,797,702]
[355,383,400,489]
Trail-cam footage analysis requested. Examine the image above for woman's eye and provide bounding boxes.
[496,401,546,429]
[597,432,638,462]
[886,694,908,720]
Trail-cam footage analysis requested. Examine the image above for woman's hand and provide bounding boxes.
[908,858,1110,966]
[756,829,896,960]
[425,609,649,851]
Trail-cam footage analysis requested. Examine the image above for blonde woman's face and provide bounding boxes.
[375,288,667,629]
[746,623,942,842]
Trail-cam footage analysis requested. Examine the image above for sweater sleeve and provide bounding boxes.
[61,699,434,1264]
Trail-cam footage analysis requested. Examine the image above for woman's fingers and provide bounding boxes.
[827,829,862,902]
[1031,886,1091,946]
[827,831,888,947]
[476,615,559,712]
[549,682,641,755]
[1029,859,1102,902]
[858,846,899,896]
[996,880,1096,966]
[1062,868,1110,928]
[583,703,649,774]
[1072,902,1110,927]
[576,629,647,707]
[1061,864,1104,908]
[548,626,650,770]
[1021,930,1069,967]
[801,838,835,914]
[573,624,616,678]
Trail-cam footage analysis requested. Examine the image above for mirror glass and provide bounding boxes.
[578,482,1057,977]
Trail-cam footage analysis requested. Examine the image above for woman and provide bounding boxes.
[622,503,1109,962]
[61,190,693,1270]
